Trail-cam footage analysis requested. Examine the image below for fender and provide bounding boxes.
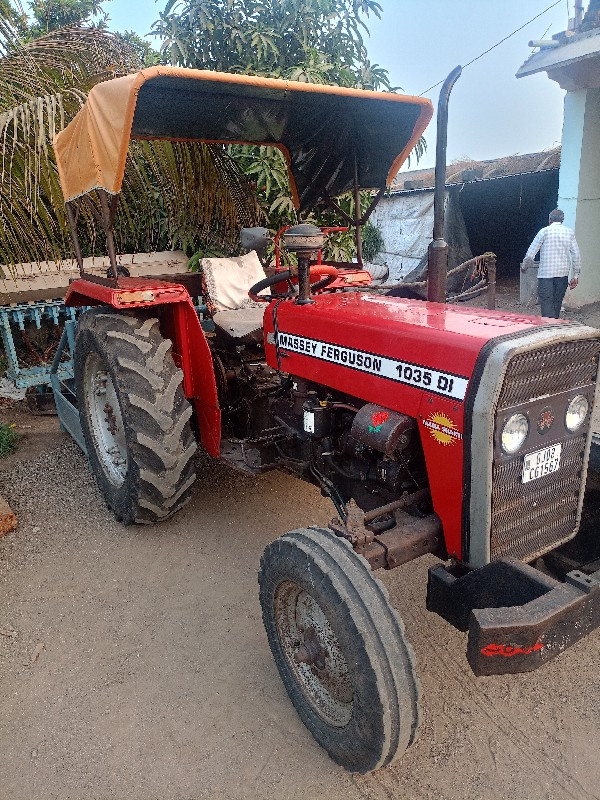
[66,277,221,457]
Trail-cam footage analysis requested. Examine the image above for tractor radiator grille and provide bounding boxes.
[491,435,586,561]
[497,340,599,407]
[489,338,600,562]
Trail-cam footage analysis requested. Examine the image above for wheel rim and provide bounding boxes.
[83,352,129,486]
[274,580,354,727]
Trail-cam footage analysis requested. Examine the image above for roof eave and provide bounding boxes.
[517,31,600,79]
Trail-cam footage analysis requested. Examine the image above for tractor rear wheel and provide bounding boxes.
[74,308,197,524]
[258,527,420,773]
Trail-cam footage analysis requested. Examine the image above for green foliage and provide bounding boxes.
[187,240,226,272]
[0,422,19,457]
[229,144,296,230]
[153,0,424,240]
[0,24,136,267]
[0,5,257,268]
[116,29,161,67]
[28,0,109,37]
[362,222,384,262]
[153,0,391,89]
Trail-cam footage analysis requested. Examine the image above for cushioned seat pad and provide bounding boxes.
[212,305,265,339]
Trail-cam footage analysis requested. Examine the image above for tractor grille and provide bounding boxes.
[489,339,600,562]
[491,435,586,561]
[497,340,599,407]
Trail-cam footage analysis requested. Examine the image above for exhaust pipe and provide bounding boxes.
[428,65,462,304]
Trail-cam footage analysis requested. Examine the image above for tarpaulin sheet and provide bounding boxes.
[53,67,433,210]
[367,188,472,283]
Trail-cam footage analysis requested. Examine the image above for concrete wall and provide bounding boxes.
[0,251,189,305]
[559,88,600,308]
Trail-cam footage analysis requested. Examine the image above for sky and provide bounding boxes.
[105,0,582,172]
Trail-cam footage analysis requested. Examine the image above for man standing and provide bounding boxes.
[522,208,581,319]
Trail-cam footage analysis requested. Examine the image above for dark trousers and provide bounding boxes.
[538,276,568,319]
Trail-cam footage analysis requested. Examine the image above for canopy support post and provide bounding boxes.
[65,201,84,277]
[353,154,363,267]
[326,185,385,231]
[98,190,120,281]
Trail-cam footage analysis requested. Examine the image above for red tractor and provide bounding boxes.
[52,66,600,774]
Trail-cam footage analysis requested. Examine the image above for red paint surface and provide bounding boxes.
[371,411,389,426]
[67,279,560,557]
[66,278,221,457]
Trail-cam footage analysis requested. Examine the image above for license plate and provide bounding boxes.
[522,443,562,483]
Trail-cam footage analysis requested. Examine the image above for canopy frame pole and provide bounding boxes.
[65,200,84,276]
[64,191,121,286]
[353,154,363,267]
[326,200,354,226]
[359,185,386,226]
[97,189,120,282]
[326,185,385,233]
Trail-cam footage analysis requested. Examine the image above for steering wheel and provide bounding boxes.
[249,264,339,302]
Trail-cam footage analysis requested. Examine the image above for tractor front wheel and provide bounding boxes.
[74,308,197,524]
[258,527,420,773]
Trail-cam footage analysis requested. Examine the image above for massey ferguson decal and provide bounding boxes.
[422,412,463,446]
[275,332,469,401]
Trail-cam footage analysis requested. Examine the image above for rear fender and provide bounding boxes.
[66,277,221,457]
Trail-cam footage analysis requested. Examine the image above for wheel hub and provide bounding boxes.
[83,353,129,486]
[294,626,328,671]
[275,580,354,727]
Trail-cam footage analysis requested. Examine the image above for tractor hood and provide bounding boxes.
[53,66,432,210]
[264,293,570,415]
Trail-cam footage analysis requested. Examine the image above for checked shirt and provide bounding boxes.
[524,221,581,279]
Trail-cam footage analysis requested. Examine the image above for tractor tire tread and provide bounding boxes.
[259,526,420,774]
[75,308,197,524]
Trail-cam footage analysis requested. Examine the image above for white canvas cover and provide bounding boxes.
[367,188,472,284]
[366,192,436,282]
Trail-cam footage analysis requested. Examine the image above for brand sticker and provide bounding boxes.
[274,332,469,401]
[422,412,463,446]
[537,407,555,434]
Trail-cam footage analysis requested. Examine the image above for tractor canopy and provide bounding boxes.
[53,66,433,211]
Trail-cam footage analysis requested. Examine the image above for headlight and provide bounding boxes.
[501,413,529,453]
[565,395,589,431]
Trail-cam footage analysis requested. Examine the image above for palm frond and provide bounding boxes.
[0,25,257,272]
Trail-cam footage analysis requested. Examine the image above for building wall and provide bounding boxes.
[560,88,600,307]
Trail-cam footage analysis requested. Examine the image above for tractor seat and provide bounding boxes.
[201,251,268,341]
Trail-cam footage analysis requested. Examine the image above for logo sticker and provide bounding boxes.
[368,410,389,433]
[422,412,463,446]
[481,641,544,657]
[537,407,555,434]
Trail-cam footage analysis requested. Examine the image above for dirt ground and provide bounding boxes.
[0,412,599,800]
[1,286,600,800]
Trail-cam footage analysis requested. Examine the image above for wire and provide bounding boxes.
[419,0,562,96]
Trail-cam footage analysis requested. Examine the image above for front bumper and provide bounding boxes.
[427,558,600,676]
